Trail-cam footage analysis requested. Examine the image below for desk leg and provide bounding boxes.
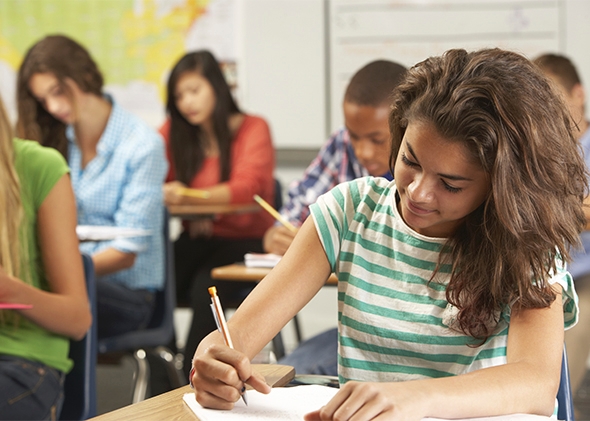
[272,332,286,360]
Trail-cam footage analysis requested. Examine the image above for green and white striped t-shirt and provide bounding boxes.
[310,177,578,384]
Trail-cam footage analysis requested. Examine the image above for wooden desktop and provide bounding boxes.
[89,364,295,421]
[211,263,338,285]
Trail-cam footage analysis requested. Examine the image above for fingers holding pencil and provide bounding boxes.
[253,194,298,233]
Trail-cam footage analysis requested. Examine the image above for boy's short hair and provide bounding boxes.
[344,60,407,107]
[533,53,582,92]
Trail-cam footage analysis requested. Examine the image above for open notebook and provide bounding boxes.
[244,253,282,268]
[183,385,336,420]
[183,385,551,421]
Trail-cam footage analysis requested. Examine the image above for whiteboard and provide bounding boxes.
[238,0,327,150]
[240,0,590,148]
[328,0,564,131]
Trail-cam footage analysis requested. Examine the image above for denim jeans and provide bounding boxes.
[279,327,338,376]
[0,355,64,420]
[96,278,156,340]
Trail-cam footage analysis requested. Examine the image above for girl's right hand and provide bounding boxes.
[163,181,187,206]
[190,343,271,410]
[263,225,299,255]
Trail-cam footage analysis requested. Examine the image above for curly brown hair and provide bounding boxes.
[16,34,103,158]
[389,48,587,340]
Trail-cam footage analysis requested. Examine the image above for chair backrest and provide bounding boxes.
[97,208,176,353]
[274,178,283,210]
[557,344,574,421]
[60,253,97,420]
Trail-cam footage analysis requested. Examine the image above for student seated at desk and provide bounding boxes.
[190,48,585,419]
[16,35,167,340]
[0,96,91,420]
[160,50,275,375]
[264,59,407,376]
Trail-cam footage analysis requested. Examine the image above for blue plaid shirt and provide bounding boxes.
[67,98,168,290]
[279,127,393,226]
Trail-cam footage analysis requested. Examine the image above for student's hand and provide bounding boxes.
[263,225,299,255]
[191,343,271,410]
[163,181,187,206]
[304,381,424,421]
[189,218,214,238]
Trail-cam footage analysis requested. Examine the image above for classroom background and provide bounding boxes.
[2,0,590,414]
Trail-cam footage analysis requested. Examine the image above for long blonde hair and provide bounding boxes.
[0,96,24,280]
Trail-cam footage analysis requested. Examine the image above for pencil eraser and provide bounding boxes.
[208,286,217,296]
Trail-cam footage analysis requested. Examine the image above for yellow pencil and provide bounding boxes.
[253,194,298,233]
[177,187,211,199]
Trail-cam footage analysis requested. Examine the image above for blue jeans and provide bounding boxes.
[279,327,338,376]
[96,278,156,339]
[0,355,64,420]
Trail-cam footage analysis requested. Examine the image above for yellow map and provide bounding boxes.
[0,0,235,126]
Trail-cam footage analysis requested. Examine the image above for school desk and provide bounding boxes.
[88,364,295,421]
[210,263,337,349]
[210,263,339,285]
[167,203,260,218]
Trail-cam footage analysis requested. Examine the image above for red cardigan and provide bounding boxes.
[160,115,276,239]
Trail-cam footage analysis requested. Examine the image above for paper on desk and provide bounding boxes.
[183,387,551,421]
[183,385,338,420]
[244,253,282,268]
[76,226,152,241]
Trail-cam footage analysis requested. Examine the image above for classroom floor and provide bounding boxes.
[575,371,590,420]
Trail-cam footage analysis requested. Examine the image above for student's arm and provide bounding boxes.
[305,288,563,420]
[92,248,136,276]
[263,132,345,254]
[191,217,331,409]
[263,225,298,255]
[0,175,91,340]
[164,117,273,206]
[94,131,167,276]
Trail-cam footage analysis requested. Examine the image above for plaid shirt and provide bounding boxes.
[67,99,168,290]
[280,127,392,226]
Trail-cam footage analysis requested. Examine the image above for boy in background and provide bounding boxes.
[264,59,407,375]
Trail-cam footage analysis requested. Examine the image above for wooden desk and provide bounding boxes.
[168,203,260,218]
[90,364,295,421]
[211,263,338,285]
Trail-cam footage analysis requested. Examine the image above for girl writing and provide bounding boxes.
[16,34,167,340]
[161,50,275,374]
[0,95,91,420]
[189,48,587,419]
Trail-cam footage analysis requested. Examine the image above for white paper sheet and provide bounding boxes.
[76,226,152,241]
[182,386,552,421]
[183,385,337,420]
[244,253,282,268]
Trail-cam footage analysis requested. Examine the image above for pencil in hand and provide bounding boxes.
[208,286,248,406]
[176,187,211,199]
[253,194,298,233]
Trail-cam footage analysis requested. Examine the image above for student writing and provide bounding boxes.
[190,48,586,419]
[16,34,168,340]
[160,50,275,375]
[0,95,91,420]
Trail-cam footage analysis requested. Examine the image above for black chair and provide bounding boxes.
[558,344,575,421]
[60,253,97,420]
[97,209,183,403]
